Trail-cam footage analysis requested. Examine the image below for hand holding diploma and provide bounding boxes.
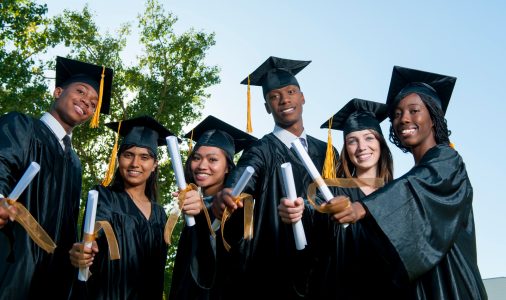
[280,162,307,250]
[211,166,255,231]
[78,190,99,281]
[1,161,41,222]
[291,139,349,227]
[0,162,57,252]
[166,136,195,226]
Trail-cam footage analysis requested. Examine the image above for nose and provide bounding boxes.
[357,139,367,151]
[129,155,141,167]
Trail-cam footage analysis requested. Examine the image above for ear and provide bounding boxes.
[264,102,272,114]
[53,87,63,100]
[152,161,158,172]
[301,92,305,105]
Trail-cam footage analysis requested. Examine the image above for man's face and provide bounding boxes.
[264,85,305,129]
[52,82,99,129]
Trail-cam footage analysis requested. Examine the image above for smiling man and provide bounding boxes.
[0,56,113,300]
[213,56,336,300]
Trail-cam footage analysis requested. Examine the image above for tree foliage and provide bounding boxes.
[0,0,220,295]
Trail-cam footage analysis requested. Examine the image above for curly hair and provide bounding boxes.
[336,129,394,183]
[389,92,451,153]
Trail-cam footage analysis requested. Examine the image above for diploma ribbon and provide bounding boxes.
[220,193,254,252]
[78,220,120,280]
[164,183,215,245]
[306,178,385,215]
[1,198,56,253]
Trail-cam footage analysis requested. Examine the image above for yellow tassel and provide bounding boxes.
[90,66,105,128]
[449,141,455,149]
[322,118,336,179]
[246,75,253,133]
[188,129,194,155]
[101,120,122,186]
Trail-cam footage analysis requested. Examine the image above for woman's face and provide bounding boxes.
[118,146,157,189]
[190,146,229,195]
[392,93,436,152]
[345,129,381,175]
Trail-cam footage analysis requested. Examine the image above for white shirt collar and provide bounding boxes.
[40,112,71,149]
[272,125,307,149]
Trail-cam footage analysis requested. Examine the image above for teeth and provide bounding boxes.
[75,105,84,115]
[402,129,416,134]
[282,108,295,113]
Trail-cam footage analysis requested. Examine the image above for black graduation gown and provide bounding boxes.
[169,196,218,300]
[82,185,168,300]
[0,112,82,300]
[361,145,488,299]
[220,133,329,300]
[309,187,401,299]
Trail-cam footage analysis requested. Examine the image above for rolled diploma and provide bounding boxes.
[78,190,98,281]
[291,138,349,228]
[280,162,307,250]
[211,166,255,231]
[6,162,41,203]
[166,136,195,226]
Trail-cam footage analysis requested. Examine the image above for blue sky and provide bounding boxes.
[39,0,506,278]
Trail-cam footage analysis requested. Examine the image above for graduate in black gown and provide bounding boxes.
[328,66,488,299]
[69,116,173,299]
[213,56,336,300]
[0,56,113,300]
[303,98,396,299]
[169,115,257,300]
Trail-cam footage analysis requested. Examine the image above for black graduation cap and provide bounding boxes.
[386,66,456,115]
[240,56,311,96]
[105,116,178,156]
[56,56,114,115]
[184,115,258,160]
[321,99,388,137]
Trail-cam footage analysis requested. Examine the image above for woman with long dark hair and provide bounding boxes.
[328,66,487,299]
[169,115,257,300]
[69,116,174,299]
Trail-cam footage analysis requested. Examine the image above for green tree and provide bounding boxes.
[1,0,220,296]
[0,0,55,114]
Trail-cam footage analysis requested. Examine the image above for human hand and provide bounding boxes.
[181,189,203,216]
[321,196,366,224]
[69,241,99,268]
[0,199,17,229]
[212,188,242,219]
[278,197,304,224]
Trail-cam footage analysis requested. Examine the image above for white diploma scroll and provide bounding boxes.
[166,136,195,227]
[6,162,40,202]
[280,162,307,250]
[78,190,98,281]
[211,166,255,231]
[291,138,349,228]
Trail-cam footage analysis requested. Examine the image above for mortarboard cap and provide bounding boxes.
[185,115,258,160]
[240,56,311,96]
[386,66,456,115]
[56,56,114,127]
[105,116,177,156]
[239,56,310,133]
[321,98,388,137]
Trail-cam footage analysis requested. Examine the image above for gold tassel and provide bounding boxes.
[101,120,122,186]
[322,118,336,179]
[188,129,194,155]
[449,141,455,149]
[90,66,105,128]
[246,75,253,133]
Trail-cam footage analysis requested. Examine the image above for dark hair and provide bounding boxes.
[336,129,394,183]
[389,92,451,153]
[184,145,236,192]
[110,144,160,203]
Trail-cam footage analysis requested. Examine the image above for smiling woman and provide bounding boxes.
[169,115,257,300]
[68,116,177,300]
